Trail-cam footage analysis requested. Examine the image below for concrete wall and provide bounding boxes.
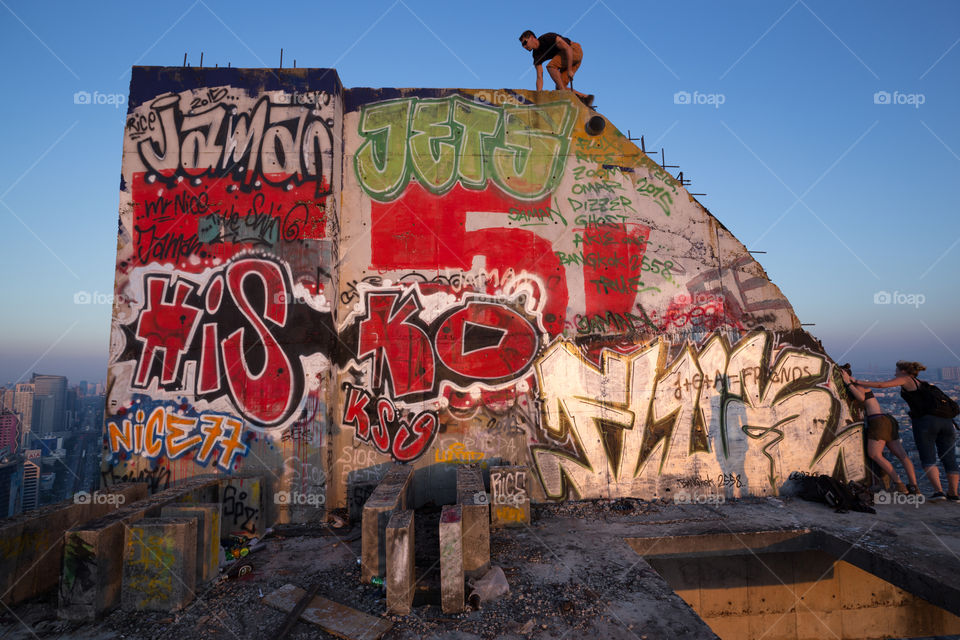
[106,69,865,514]
[649,550,960,639]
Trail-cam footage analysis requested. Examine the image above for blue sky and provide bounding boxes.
[0,0,958,384]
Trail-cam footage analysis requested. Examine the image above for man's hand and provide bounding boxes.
[535,64,543,91]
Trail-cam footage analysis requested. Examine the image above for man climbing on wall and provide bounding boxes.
[519,30,594,107]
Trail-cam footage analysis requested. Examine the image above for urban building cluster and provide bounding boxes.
[0,375,105,517]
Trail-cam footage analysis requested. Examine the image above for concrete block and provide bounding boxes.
[361,465,413,583]
[59,518,133,620]
[1,482,146,606]
[161,504,220,584]
[221,477,264,537]
[490,466,530,528]
[439,504,464,614]
[385,510,414,615]
[122,517,197,612]
[456,466,489,577]
[348,480,378,523]
[59,474,221,619]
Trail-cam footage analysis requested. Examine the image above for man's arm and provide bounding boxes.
[535,64,543,91]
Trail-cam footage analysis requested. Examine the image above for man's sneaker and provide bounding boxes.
[907,484,920,495]
[929,491,947,502]
[947,493,959,502]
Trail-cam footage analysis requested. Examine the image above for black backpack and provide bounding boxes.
[916,379,960,419]
[796,474,875,514]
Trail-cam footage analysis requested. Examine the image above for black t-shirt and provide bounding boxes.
[532,33,572,66]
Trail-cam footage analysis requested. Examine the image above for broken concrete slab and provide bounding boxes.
[160,503,220,584]
[361,465,412,583]
[386,509,414,615]
[122,517,197,612]
[439,504,464,614]
[489,466,530,528]
[456,466,489,577]
[264,583,393,639]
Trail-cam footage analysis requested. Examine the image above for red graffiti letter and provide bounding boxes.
[358,292,434,397]
[221,259,294,425]
[134,276,202,387]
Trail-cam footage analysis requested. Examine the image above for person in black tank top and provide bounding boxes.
[854,361,958,502]
[839,365,918,494]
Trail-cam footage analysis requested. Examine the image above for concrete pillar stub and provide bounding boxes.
[160,504,220,584]
[456,465,490,577]
[385,509,415,615]
[361,464,413,583]
[439,504,464,614]
[122,517,197,612]
[490,465,530,528]
[0,482,146,607]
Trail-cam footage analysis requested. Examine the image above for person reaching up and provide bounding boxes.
[839,364,919,495]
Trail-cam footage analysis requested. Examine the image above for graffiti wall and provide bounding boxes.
[108,70,864,517]
[108,68,340,523]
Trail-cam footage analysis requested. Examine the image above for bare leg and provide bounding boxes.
[885,440,919,486]
[948,472,959,496]
[867,439,900,484]
[923,465,944,492]
[546,66,566,89]
[547,65,589,100]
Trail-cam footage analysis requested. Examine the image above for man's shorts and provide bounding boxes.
[546,41,583,73]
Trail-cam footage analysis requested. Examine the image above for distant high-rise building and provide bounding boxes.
[0,457,22,517]
[21,451,40,512]
[942,367,960,382]
[0,410,18,454]
[31,374,67,435]
[14,383,34,445]
[0,387,15,412]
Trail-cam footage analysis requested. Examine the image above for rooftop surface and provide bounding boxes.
[3,496,959,639]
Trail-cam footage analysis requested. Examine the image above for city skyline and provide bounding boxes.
[1,1,958,383]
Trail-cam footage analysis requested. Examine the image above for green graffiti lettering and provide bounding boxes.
[452,99,500,188]
[409,99,458,192]
[355,96,575,202]
[354,99,413,201]
[492,103,576,199]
